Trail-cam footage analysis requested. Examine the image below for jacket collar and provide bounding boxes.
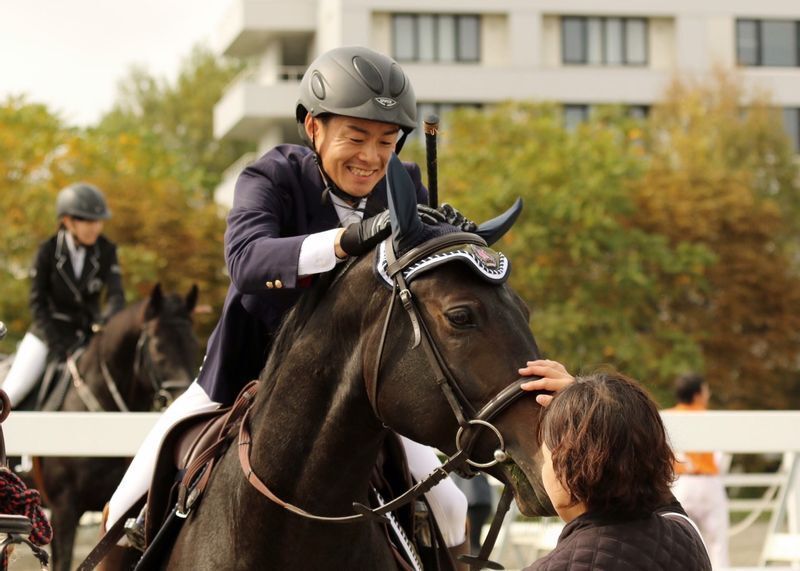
[55,228,101,295]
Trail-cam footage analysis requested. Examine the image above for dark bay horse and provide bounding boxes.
[36,284,200,571]
[160,158,554,570]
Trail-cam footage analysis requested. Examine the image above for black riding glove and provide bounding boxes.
[339,210,392,257]
[417,204,447,225]
[418,203,478,232]
[440,203,478,232]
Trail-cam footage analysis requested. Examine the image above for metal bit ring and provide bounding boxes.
[455,419,508,468]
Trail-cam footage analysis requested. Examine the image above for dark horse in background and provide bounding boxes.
[157,157,556,570]
[34,284,200,571]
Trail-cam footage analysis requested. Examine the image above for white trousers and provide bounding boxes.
[2,332,48,408]
[107,382,467,546]
[672,474,729,568]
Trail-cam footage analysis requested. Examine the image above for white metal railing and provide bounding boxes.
[3,411,799,568]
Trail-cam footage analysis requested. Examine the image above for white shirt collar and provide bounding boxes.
[330,194,367,227]
[63,230,86,278]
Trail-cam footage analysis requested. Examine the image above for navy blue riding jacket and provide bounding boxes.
[197,144,427,405]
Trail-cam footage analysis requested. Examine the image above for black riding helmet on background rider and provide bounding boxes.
[56,183,111,221]
[56,183,111,248]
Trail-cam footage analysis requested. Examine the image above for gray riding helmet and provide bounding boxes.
[296,46,417,150]
[56,183,111,220]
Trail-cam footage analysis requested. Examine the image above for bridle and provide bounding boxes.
[372,232,535,466]
[237,232,541,568]
[69,319,193,413]
[131,322,194,410]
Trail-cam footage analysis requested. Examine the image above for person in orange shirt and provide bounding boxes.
[667,372,729,568]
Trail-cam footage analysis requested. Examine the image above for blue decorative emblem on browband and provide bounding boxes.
[374,239,511,288]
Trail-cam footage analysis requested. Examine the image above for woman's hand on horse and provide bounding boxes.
[519,359,575,407]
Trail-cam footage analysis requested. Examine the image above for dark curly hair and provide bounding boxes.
[538,370,676,518]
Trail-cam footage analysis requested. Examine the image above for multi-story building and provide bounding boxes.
[212,0,800,206]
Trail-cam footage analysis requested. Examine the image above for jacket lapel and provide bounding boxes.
[55,230,83,303]
[79,243,101,290]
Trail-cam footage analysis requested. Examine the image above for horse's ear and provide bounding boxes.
[475,197,523,246]
[185,284,199,314]
[386,154,424,252]
[144,283,163,320]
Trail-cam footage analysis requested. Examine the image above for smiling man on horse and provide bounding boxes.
[104,45,471,563]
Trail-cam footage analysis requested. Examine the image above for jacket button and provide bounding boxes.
[265,281,274,289]
[275,280,283,289]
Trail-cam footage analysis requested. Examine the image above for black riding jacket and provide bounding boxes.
[29,228,125,357]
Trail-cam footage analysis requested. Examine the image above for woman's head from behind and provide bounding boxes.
[538,370,675,522]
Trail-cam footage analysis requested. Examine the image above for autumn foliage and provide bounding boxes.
[2,60,798,409]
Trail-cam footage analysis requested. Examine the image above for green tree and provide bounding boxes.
[0,97,83,348]
[635,73,800,408]
[0,46,244,349]
[419,103,713,404]
[97,46,253,201]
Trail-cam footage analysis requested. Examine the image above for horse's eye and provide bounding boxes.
[445,308,476,328]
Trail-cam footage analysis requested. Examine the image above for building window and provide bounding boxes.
[562,17,648,66]
[737,19,800,67]
[782,108,800,152]
[392,14,480,63]
[563,105,590,131]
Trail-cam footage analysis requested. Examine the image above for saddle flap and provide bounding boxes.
[144,408,229,544]
[144,380,260,545]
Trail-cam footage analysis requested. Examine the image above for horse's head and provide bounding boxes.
[136,283,200,410]
[352,156,554,517]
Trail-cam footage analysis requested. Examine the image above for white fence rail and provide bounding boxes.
[4,410,798,456]
[3,410,800,568]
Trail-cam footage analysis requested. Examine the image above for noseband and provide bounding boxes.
[132,322,194,410]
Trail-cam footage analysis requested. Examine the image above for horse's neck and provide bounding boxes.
[83,323,146,409]
[248,342,385,513]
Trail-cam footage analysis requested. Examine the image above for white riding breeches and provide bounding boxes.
[672,474,729,568]
[2,332,48,408]
[400,436,468,546]
[106,382,467,546]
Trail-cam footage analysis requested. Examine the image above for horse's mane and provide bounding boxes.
[259,260,354,389]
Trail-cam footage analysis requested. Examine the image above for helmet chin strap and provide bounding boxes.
[311,153,365,207]
[308,118,410,207]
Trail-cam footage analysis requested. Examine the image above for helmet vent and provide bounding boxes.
[388,64,406,97]
[311,72,326,100]
[352,55,384,94]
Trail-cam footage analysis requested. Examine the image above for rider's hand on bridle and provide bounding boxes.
[519,359,575,407]
[417,203,478,232]
[439,203,478,232]
[417,204,447,225]
[338,210,392,257]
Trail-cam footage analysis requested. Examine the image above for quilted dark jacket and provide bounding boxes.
[524,501,711,571]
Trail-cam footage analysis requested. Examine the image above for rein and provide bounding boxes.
[237,232,536,558]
